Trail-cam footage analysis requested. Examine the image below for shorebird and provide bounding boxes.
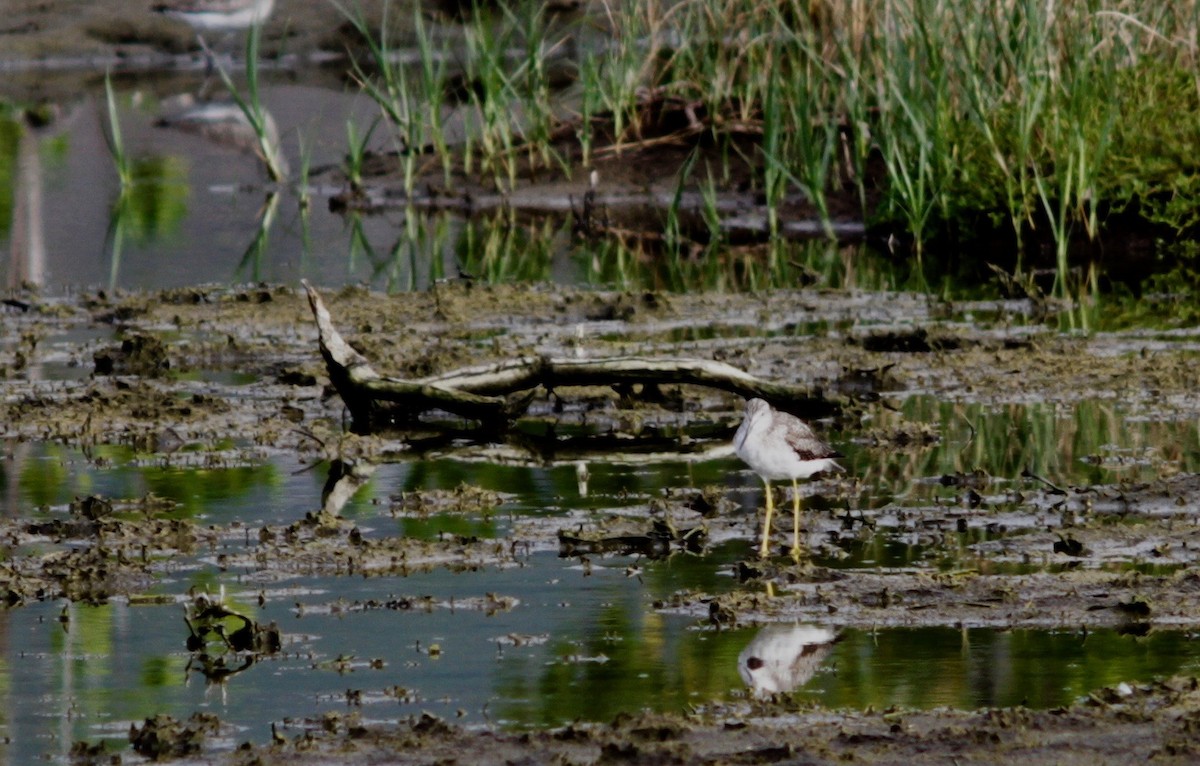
[733,398,843,558]
[153,0,276,70]
[156,97,289,178]
[738,624,838,696]
[153,0,276,35]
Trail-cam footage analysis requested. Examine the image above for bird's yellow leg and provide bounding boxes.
[759,477,775,558]
[789,478,804,560]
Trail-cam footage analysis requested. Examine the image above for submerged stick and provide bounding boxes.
[302,281,836,428]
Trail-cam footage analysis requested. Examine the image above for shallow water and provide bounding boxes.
[2,79,389,293]
[9,593,1200,761]
[0,71,996,297]
[3,389,1200,760]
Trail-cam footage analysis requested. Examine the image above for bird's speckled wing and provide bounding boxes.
[776,417,843,462]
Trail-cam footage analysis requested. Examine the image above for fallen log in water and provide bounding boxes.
[303,281,837,430]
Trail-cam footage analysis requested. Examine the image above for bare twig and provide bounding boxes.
[302,281,837,429]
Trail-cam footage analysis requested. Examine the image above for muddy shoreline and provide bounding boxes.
[3,282,1200,762]
[220,676,1200,765]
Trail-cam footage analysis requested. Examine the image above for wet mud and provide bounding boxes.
[4,281,1200,762]
[216,676,1200,765]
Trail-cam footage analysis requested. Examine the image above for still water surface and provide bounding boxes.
[0,76,963,296]
[3,393,1200,760]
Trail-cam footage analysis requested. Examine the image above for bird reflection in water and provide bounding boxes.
[738,624,838,696]
[156,95,289,180]
[319,457,378,517]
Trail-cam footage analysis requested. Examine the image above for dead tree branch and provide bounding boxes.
[303,281,837,429]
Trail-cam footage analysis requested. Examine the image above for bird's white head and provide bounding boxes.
[745,398,770,419]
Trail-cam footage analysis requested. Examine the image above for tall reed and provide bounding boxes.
[208,23,287,183]
[337,1,425,194]
[103,72,134,190]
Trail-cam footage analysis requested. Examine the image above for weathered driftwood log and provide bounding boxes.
[303,281,837,428]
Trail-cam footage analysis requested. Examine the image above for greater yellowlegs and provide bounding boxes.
[153,0,275,71]
[733,398,843,558]
[153,0,276,35]
[738,624,837,696]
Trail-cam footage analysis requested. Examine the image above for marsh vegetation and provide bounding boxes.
[331,1,1200,294]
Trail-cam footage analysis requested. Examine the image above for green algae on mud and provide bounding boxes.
[4,282,1200,763]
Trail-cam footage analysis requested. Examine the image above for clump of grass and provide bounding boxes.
[502,0,563,176]
[339,0,574,193]
[586,0,654,151]
[335,0,1200,293]
[412,10,453,186]
[295,133,313,211]
[344,118,379,193]
[460,9,519,190]
[337,1,426,194]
